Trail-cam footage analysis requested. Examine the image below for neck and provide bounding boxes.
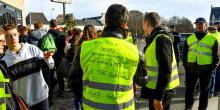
[148,27,155,36]
[8,43,22,53]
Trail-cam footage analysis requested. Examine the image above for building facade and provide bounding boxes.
[0,0,25,26]
[210,5,220,26]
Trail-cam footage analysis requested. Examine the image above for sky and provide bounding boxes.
[24,0,220,24]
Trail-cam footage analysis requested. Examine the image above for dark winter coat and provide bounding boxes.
[141,26,176,101]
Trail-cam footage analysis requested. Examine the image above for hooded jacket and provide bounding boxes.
[28,29,47,47]
[2,43,54,107]
[141,26,176,101]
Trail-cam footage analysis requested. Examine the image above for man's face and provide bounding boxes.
[170,28,175,32]
[6,28,20,48]
[0,34,6,54]
[143,20,149,35]
[196,22,207,33]
[214,24,219,29]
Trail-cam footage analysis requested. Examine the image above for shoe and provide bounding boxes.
[209,94,213,98]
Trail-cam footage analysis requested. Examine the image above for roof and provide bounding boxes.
[26,12,49,25]
[86,16,102,20]
[210,7,220,21]
[74,19,103,26]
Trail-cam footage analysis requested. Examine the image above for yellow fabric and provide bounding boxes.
[125,34,134,44]
[80,37,139,110]
[187,34,216,65]
[0,70,6,110]
[145,34,179,90]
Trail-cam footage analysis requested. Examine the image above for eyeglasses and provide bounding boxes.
[6,33,19,39]
[0,40,6,44]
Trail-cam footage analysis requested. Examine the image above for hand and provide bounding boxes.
[44,51,54,61]
[153,99,163,110]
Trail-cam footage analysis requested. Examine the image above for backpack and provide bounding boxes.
[40,34,57,52]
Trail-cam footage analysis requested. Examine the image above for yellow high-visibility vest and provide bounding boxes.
[145,34,179,90]
[187,34,216,65]
[0,69,11,110]
[80,37,139,110]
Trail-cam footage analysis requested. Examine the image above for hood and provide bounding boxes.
[146,25,173,43]
[48,29,64,38]
[29,29,47,40]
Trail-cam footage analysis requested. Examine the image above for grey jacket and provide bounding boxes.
[28,29,47,47]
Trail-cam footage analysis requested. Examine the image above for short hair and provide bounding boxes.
[144,12,160,27]
[18,26,28,34]
[0,27,6,35]
[50,19,57,28]
[2,23,17,32]
[34,21,43,30]
[105,4,128,28]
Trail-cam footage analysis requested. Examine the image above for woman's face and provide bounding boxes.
[75,32,83,43]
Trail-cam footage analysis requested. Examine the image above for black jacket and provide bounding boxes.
[141,26,176,101]
[68,26,146,100]
[182,32,220,72]
[19,34,29,43]
[47,29,65,68]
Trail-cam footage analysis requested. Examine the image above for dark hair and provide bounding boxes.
[18,26,28,34]
[0,27,6,35]
[97,30,102,33]
[34,21,43,30]
[144,12,160,27]
[2,23,17,32]
[105,4,128,28]
[50,19,57,28]
[68,30,73,36]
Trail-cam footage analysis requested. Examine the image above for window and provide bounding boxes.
[0,13,3,26]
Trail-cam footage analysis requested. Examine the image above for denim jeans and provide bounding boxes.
[74,97,81,110]
[29,98,49,110]
[210,69,216,94]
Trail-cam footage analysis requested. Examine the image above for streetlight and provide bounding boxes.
[51,8,54,20]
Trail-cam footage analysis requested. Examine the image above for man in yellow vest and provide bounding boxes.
[141,12,179,110]
[69,4,141,110]
[182,17,220,110]
[125,26,134,44]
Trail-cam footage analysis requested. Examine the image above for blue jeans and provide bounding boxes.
[74,97,81,110]
[210,69,216,94]
[215,66,220,93]
[30,98,49,110]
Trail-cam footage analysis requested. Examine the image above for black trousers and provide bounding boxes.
[149,95,173,110]
[185,68,212,110]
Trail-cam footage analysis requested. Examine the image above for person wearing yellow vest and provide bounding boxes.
[125,26,134,44]
[0,27,18,110]
[182,18,220,110]
[69,4,141,110]
[141,12,180,110]
[207,26,220,98]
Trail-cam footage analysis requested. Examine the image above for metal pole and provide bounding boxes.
[63,3,66,23]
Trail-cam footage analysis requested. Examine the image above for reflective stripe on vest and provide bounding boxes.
[83,80,133,91]
[80,37,139,110]
[187,34,216,65]
[83,96,134,110]
[145,34,180,90]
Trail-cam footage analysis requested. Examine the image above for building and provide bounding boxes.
[56,13,75,24]
[210,5,220,26]
[26,12,50,30]
[0,0,25,26]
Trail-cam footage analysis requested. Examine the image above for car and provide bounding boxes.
[179,33,193,54]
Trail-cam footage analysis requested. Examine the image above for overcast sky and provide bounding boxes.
[24,0,220,24]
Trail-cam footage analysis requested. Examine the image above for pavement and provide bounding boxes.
[49,40,220,110]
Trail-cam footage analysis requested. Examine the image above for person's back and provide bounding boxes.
[68,4,140,110]
[28,21,47,47]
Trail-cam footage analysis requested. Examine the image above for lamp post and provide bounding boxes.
[51,8,54,20]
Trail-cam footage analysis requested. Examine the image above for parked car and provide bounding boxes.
[179,33,193,54]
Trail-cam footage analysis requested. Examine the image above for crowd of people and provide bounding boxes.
[0,3,220,110]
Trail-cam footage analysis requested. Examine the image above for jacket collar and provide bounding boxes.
[101,26,126,39]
